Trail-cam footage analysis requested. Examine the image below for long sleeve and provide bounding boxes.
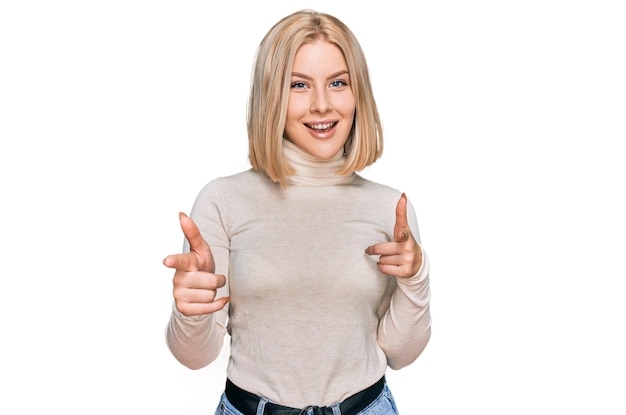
[376,198,432,369]
[165,180,230,369]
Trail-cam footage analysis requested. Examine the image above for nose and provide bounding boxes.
[310,88,331,113]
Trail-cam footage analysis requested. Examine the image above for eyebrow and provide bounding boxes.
[291,70,350,80]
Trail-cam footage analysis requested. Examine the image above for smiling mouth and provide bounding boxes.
[305,122,337,133]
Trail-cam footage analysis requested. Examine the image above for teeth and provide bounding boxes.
[308,122,335,130]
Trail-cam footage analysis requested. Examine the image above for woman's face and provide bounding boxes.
[284,38,356,160]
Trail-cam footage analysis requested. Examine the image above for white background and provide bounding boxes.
[1,1,625,414]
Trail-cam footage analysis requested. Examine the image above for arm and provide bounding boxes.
[164,180,231,369]
[367,194,432,369]
[377,250,431,369]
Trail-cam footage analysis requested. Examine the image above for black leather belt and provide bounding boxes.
[225,377,385,415]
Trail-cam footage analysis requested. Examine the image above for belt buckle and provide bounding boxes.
[298,406,331,415]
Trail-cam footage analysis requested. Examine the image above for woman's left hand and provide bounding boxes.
[365,193,423,278]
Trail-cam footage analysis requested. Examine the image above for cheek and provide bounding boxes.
[337,95,356,117]
[286,96,308,120]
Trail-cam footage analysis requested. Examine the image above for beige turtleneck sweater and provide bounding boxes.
[166,140,431,408]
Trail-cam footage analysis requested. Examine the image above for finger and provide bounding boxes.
[394,193,411,242]
[376,254,405,266]
[177,296,230,317]
[173,272,227,291]
[163,252,198,270]
[375,263,408,277]
[174,286,220,304]
[365,241,401,256]
[174,286,215,304]
[163,212,215,273]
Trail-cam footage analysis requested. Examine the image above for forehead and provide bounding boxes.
[292,39,348,73]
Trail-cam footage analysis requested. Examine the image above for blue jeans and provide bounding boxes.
[214,383,400,415]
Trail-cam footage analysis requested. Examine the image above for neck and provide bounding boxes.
[283,139,354,186]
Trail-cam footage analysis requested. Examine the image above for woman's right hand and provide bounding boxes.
[163,212,230,316]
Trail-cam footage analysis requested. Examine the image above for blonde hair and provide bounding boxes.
[247,9,383,185]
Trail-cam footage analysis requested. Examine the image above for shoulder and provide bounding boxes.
[194,169,277,207]
[351,174,403,200]
[351,174,422,210]
[198,169,269,193]
[340,174,404,221]
[351,174,421,236]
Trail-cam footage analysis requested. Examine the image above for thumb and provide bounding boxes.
[394,193,410,242]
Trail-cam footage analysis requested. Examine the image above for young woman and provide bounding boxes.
[163,9,431,415]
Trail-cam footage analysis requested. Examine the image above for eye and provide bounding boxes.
[330,79,348,88]
[291,81,308,89]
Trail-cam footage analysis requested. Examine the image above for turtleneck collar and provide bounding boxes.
[283,139,355,186]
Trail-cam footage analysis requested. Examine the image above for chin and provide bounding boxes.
[309,144,344,160]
